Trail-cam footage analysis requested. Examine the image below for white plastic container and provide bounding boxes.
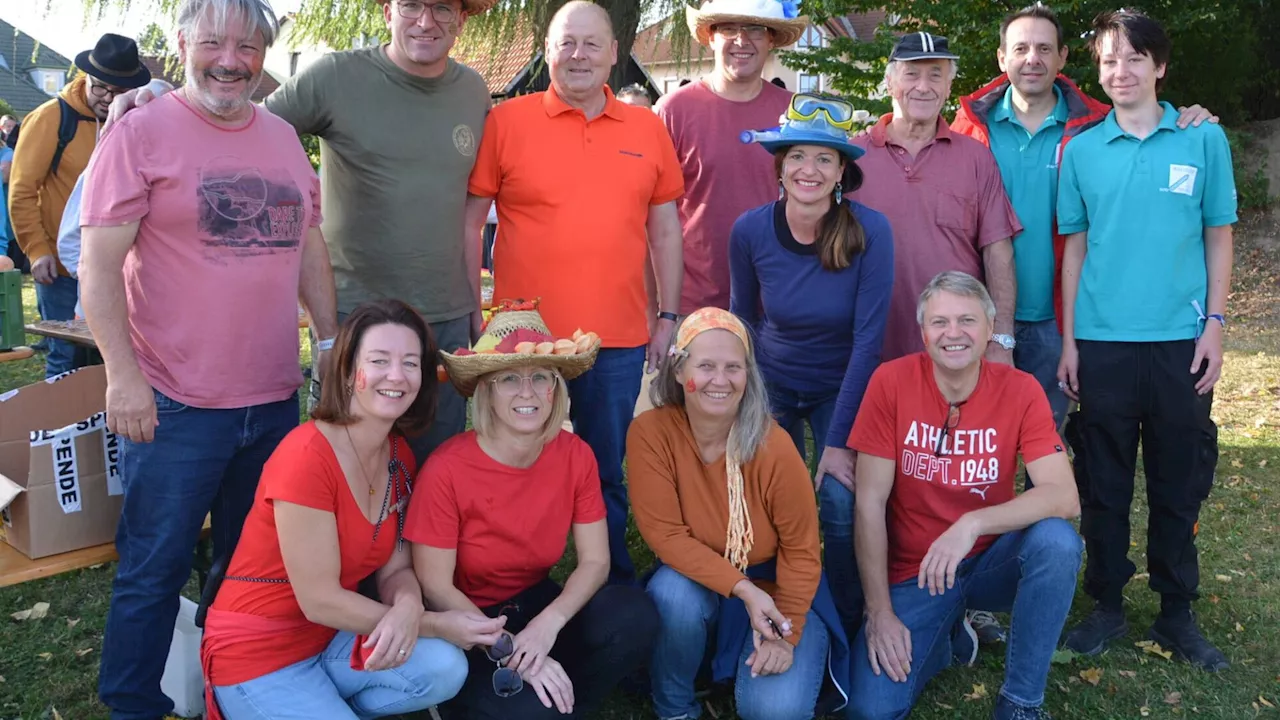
[160,596,206,718]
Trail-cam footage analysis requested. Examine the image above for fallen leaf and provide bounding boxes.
[935,702,955,710]
[1136,640,1174,660]
[1051,648,1079,665]
[27,602,49,620]
[963,683,989,701]
[1165,691,1182,706]
[1215,574,1232,582]
[1080,667,1104,686]
[1119,670,1138,678]
[88,563,103,570]
[37,652,52,661]
[10,609,31,621]
[1141,706,1151,717]
[1134,572,1151,581]
[1261,695,1275,708]
[1231,459,1243,468]
[66,618,80,629]
[52,708,62,720]
[75,648,93,657]
[1210,595,1221,605]
[1245,553,1254,562]
[1236,622,1245,632]
[0,674,5,682]
[1260,459,1269,468]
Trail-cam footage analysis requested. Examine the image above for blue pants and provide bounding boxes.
[846,519,1083,719]
[1014,319,1069,431]
[214,631,468,719]
[568,345,645,585]
[35,274,90,378]
[646,565,830,720]
[98,390,299,720]
[768,382,864,642]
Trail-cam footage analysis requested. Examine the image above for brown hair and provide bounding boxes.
[311,299,438,437]
[774,150,867,271]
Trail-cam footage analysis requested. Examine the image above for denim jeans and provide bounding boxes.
[767,382,863,641]
[35,275,90,378]
[99,390,299,720]
[569,345,645,585]
[1014,320,1069,431]
[213,631,467,719]
[647,565,830,720]
[846,519,1083,720]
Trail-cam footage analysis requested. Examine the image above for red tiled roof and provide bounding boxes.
[452,24,539,95]
[824,10,890,42]
[632,18,710,66]
[139,55,280,103]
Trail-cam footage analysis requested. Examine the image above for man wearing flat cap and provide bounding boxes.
[9,32,150,378]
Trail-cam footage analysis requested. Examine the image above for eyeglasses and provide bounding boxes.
[490,371,557,397]
[86,78,128,100]
[934,402,963,457]
[786,93,857,132]
[486,632,523,697]
[714,24,771,41]
[395,0,458,24]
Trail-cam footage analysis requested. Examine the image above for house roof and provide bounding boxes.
[138,55,281,103]
[633,10,889,66]
[823,10,890,43]
[452,24,540,96]
[0,17,75,116]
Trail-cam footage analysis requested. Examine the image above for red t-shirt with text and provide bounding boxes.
[404,430,606,608]
[848,353,1064,584]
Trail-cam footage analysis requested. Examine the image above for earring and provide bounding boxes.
[778,179,785,200]
[834,181,843,205]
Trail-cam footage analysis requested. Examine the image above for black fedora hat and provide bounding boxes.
[74,33,151,89]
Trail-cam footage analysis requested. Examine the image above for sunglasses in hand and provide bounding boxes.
[486,632,523,697]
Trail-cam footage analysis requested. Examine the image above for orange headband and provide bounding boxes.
[673,307,751,356]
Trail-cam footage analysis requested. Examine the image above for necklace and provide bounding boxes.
[344,425,383,498]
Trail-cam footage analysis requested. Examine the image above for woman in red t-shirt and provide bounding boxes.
[407,309,659,720]
[200,300,501,719]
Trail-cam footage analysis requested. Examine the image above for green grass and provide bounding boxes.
[5,214,1280,719]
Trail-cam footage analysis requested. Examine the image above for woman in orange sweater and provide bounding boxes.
[628,307,851,720]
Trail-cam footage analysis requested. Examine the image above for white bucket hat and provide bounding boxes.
[686,0,810,48]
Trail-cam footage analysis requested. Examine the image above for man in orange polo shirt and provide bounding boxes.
[466,0,684,585]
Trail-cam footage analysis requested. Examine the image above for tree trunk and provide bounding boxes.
[531,0,643,91]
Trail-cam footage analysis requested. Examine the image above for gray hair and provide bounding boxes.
[616,83,650,103]
[884,58,959,84]
[916,271,997,324]
[649,318,772,466]
[178,0,280,49]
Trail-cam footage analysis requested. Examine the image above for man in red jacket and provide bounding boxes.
[949,2,1214,647]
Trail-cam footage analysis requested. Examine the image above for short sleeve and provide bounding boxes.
[1016,376,1065,464]
[1201,126,1238,228]
[263,428,339,513]
[974,150,1021,247]
[568,436,607,524]
[467,109,503,198]
[1056,143,1088,235]
[262,57,330,136]
[403,451,462,549]
[649,117,685,206]
[847,363,899,459]
[80,120,151,226]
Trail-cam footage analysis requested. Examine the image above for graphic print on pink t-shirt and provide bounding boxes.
[196,157,306,256]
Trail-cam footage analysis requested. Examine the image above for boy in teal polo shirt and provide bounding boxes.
[1055,9,1236,671]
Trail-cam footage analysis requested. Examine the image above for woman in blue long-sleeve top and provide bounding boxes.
[730,93,894,642]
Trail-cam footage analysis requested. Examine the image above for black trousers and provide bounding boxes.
[1067,340,1218,609]
[441,578,659,720]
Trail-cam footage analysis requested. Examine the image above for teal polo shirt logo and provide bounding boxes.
[1165,164,1198,196]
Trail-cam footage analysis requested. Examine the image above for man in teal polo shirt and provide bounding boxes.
[1054,8,1236,672]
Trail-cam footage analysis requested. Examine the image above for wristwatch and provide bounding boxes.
[990,333,1016,350]
[657,311,679,323]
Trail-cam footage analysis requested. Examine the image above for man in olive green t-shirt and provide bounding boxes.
[264,0,494,462]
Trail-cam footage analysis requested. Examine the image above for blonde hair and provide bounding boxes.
[472,366,570,446]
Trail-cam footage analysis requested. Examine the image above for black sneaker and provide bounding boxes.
[1062,607,1128,655]
[993,694,1053,720]
[1147,612,1230,672]
[968,609,1007,644]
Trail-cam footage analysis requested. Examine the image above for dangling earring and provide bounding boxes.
[778,179,785,201]
[834,181,844,205]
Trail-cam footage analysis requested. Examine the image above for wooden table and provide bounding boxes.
[25,319,96,348]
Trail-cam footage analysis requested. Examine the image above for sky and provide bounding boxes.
[2,0,301,59]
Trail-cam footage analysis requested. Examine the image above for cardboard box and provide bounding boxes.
[0,366,123,559]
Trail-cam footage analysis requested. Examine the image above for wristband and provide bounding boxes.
[1207,314,1226,329]
[315,338,336,352]
[657,311,679,323]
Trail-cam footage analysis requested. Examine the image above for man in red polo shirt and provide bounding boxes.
[465,0,684,585]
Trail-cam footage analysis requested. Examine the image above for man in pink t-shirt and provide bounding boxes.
[77,2,338,717]
[656,0,807,314]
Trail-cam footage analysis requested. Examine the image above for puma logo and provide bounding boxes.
[969,486,990,500]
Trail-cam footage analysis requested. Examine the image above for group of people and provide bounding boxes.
[3,0,1238,717]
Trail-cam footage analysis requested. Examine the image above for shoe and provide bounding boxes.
[993,694,1053,719]
[951,612,979,666]
[968,609,1007,644]
[1062,606,1128,655]
[1147,612,1230,672]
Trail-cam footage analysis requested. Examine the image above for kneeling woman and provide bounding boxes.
[200,300,477,719]
[629,308,851,720]
[407,309,659,719]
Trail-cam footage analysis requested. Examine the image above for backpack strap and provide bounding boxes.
[49,97,96,176]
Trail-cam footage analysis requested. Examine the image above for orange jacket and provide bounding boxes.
[8,75,99,274]
[951,74,1110,332]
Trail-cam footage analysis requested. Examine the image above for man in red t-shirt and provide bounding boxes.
[845,271,1081,720]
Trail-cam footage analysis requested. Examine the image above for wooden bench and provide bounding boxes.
[0,517,213,589]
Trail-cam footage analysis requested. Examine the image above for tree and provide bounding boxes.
[0,98,16,120]
[137,21,170,57]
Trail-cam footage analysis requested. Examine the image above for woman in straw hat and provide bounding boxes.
[732,92,893,642]
[628,307,850,720]
[200,299,474,720]
[407,307,659,720]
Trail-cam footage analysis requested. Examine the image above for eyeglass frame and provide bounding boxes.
[934,402,964,457]
[393,0,460,25]
[485,628,524,697]
[488,369,560,397]
[86,76,129,100]
[712,23,773,41]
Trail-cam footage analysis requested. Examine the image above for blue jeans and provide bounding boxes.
[647,566,830,720]
[569,345,645,585]
[99,390,299,720]
[35,274,90,378]
[213,631,468,719]
[846,519,1083,720]
[1014,320,1069,431]
[768,382,863,640]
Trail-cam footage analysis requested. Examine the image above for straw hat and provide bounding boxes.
[439,309,601,398]
[686,0,809,48]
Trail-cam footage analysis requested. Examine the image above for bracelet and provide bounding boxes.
[1207,314,1226,329]
[657,311,679,323]
[315,338,335,351]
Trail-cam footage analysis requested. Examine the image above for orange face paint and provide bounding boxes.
[355,369,368,392]
[685,378,697,394]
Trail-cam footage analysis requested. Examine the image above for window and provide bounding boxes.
[798,74,819,94]
[289,52,300,76]
[664,77,680,94]
[796,26,824,50]
[33,69,65,95]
